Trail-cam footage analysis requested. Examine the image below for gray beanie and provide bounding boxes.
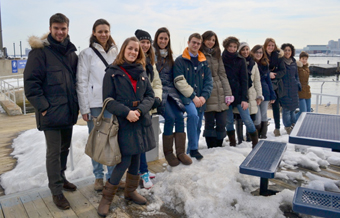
[238,42,250,52]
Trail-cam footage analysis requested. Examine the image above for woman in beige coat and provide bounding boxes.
[235,42,263,144]
[200,31,233,148]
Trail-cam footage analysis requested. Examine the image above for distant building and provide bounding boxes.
[328,40,338,49]
[302,45,330,54]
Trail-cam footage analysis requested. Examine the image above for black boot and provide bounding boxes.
[216,139,223,147]
[255,124,262,138]
[245,131,251,142]
[249,131,259,149]
[227,130,236,147]
[235,118,243,144]
[205,137,217,149]
[260,121,268,139]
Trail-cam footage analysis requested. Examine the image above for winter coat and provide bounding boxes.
[173,48,213,113]
[76,42,118,115]
[297,61,311,99]
[267,50,286,98]
[148,63,163,114]
[24,33,79,131]
[102,64,156,156]
[258,64,276,101]
[156,55,185,115]
[279,58,301,111]
[222,50,248,107]
[202,50,232,112]
[234,62,263,115]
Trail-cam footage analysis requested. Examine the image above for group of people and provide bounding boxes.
[23,13,311,217]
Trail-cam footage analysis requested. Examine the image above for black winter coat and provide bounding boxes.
[258,64,276,101]
[156,56,185,115]
[24,34,79,131]
[267,50,286,98]
[102,64,156,156]
[222,50,248,106]
[279,58,301,111]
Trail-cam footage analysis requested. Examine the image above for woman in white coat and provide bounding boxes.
[76,19,118,192]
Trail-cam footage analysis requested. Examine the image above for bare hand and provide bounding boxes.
[270,100,276,104]
[127,110,139,122]
[42,111,47,116]
[193,96,202,108]
[82,114,89,122]
[241,101,249,110]
[256,99,262,105]
[270,72,276,79]
[198,96,206,105]
[134,110,141,117]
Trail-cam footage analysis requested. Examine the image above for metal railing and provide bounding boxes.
[312,92,340,114]
[0,74,26,114]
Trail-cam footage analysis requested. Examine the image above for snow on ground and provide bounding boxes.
[1,119,340,217]
[0,105,5,113]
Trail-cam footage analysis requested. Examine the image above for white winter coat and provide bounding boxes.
[76,42,118,115]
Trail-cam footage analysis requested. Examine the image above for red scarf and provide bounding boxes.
[120,66,137,93]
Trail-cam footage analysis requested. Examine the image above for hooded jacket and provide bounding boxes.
[76,42,118,115]
[297,60,311,99]
[24,33,79,131]
[173,48,213,112]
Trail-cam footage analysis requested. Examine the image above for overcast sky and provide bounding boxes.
[2,0,340,57]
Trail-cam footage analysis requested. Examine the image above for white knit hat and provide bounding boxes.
[238,42,250,52]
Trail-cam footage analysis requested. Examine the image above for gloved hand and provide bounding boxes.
[297,83,302,91]
[152,97,161,109]
[225,96,234,104]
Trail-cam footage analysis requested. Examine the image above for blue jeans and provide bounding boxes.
[296,98,311,121]
[282,108,296,127]
[254,101,269,126]
[226,104,256,133]
[185,101,204,153]
[87,108,115,179]
[163,97,184,135]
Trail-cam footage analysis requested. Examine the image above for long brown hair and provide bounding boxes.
[143,40,155,65]
[200,30,221,59]
[89,19,116,52]
[251,45,269,66]
[263,38,278,55]
[153,27,174,66]
[113,37,145,68]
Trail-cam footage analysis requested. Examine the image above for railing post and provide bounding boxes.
[320,82,325,105]
[315,94,319,113]
[23,90,26,115]
[337,97,340,115]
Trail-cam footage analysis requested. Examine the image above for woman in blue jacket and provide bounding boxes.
[251,45,276,138]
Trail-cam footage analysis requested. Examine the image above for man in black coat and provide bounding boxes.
[24,13,79,210]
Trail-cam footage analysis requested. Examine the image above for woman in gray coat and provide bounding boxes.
[200,31,233,148]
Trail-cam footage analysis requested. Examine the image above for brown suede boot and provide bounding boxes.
[124,173,147,205]
[174,132,192,165]
[163,134,180,167]
[97,181,119,217]
[118,179,125,190]
[227,130,236,147]
[249,131,259,149]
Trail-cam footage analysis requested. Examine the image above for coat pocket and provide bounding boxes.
[141,113,152,127]
[46,66,64,85]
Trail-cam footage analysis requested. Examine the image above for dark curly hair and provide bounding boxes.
[280,43,295,58]
[222,36,240,50]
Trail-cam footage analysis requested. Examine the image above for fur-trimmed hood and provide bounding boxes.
[278,49,284,58]
[296,60,309,68]
[28,33,49,49]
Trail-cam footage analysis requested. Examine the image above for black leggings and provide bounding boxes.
[109,154,140,185]
[272,90,281,129]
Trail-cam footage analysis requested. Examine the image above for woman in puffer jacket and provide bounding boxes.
[251,45,276,138]
[235,42,263,144]
[200,31,233,148]
[76,19,118,192]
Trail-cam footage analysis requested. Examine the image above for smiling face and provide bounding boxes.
[204,35,216,49]
[227,43,238,53]
[124,40,139,63]
[283,46,292,59]
[266,41,275,54]
[49,22,68,42]
[188,37,201,56]
[140,39,151,53]
[300,57,308,65]
[240,46,250,58]
[157,32,169,49]
[254,48,264,61]
[93,24,110,47]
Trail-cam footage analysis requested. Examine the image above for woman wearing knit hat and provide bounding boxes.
[200,31,233,148]
[153,27,192,166]
[135,29,162,189]
[235,42,263,143]
[222,36,258,148]
[250,45,276,138]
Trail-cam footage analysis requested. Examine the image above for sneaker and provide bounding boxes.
[273,129,281,137]
[63,180,77,192]
[140,172,153,189]
[53,193,70,210]
[94,178,104,191]
[149,172,156,179]
[190,150,203,160]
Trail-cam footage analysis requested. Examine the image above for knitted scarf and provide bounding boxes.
[120,62,144,80]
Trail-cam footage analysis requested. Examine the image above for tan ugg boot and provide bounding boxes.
[97,181,119,217]
[163,134,180,166]
[124,173,147,205]
[174,132,192,165]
